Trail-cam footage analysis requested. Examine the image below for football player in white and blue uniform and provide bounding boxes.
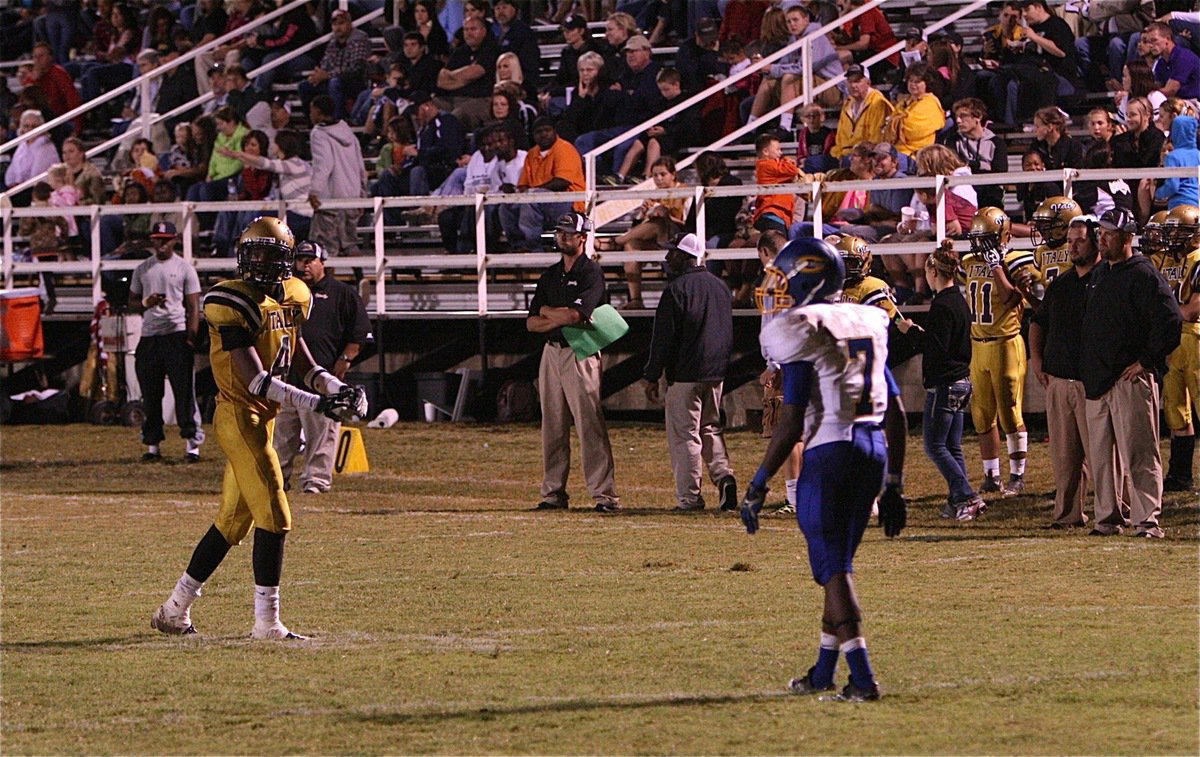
[740,236,893,702]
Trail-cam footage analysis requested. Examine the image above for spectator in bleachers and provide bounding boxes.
[831,0,899,81]
[613,68,700,184]
[142,6,182,57]
[436,15,501,129]
[674,17,724,94]
[1016,148,1058,226]
[1145,21,1200,100]
[439,124,527,253]
[938,97,1007,211]
[79,3,139,117]
[576,34,664,178]
[553,51,612,142]
[867,142,912,217]
[3,110,60,201]
[695,152,744,251]
[128,138,159,173]
[76,0,116,69]
[451,0,493,48]
[979,0,1024,82]
[20,182,70,274]
[240,0,319,93]
[886,63,945,158]
[160,122,195,174]
[713,37,752,135]
[354,63,401,133]
[490,82,533,148]
[154,48,202,135]
[163,115,215,197]
[1083,107,1117,151]
[411,90,468,197]
[929,36,975,110]
[718,0,768,47]
[222,129,313,241]
[109,50,162,143]
[62,137,107,208]
[309,93,367,256]
[1029,106,1084,169]
[892,145,976,301]
[37,0,77,65]
[202,64,232,116]
[749,5,843,131]
[186,106,247,231]
[500,116,585,252]
[1073,144,1135,218]
[600,11,639,79]
[751,131,800,236]
[493,0,540,99]
[1155,114,1200,209]
[214,129,272,251]
[22,43,82,137]
[46,163,80,240]
[402,31,443,94]
[299,9,372,123]
[495,52,530,96]
[190,0,229,51]
[1072,0,1153,93]
[411,0,451,59]
[224,65,272,133]
[148,179,182,234]
[372,114,416,196]
[555,14,600,90]
[596,156,690,309]
[199,0,265,90]
[989,0,1077,126]
[1115,59,1165,125]
[832,65,891,161]
[101,180,151,258]
[1112,96,1164,221]
[796,102,836,173]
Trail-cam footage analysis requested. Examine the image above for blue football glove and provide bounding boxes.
[878,483,907,538]
[740,482,769,535]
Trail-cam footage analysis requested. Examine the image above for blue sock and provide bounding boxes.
[810,632,839,687]
[841,637,876,690]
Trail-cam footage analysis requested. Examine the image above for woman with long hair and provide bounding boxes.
[62,137,107,208]
[887,63,946,157]
[595,156,691,310]
[1116,59,1165,125]
[488,83,532,149]
[1113,96,1166,222]
[412,0,450,59]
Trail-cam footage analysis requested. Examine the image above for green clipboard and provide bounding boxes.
[560,304,630,359]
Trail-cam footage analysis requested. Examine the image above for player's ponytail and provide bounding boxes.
[927,239,961,280]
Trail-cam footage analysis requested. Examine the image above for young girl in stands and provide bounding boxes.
[796,103,836,173]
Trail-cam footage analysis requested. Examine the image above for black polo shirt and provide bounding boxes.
[439,38,501,99]
[1032,266,1091,381]
[297,274,372,372]
[529,254,606,347]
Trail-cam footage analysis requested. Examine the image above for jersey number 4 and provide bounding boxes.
[968,280,994,325]
[269,334,292,379]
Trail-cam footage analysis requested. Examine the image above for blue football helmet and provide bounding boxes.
[755,236,846,314]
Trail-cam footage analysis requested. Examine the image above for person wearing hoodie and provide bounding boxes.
[938,97,1008,211]
[1155,115,1200,210]
[642,233,737,513]
[832,67,892,160]
[308,94,367,257]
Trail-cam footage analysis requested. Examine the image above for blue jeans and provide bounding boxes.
[298,75,362,122]
[499,189,571,251]
[248,51,315,93]
[573,127,637,177]
[41,9,75,65]
[923,379,976,506]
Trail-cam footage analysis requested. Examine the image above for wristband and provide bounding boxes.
[305,366,347,395]
[250,370,321,411]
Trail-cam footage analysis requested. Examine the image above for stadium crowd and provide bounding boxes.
[1,0,1197,529]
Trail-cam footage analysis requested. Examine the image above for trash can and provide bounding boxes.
[414,371,462,422]
[0,288,44,362]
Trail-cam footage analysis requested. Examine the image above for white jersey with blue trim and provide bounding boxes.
[759,302,890,449]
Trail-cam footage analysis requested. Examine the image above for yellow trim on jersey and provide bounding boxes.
[1150,249,1200,336]
[961,249,1037,338]
[203,277,312,417]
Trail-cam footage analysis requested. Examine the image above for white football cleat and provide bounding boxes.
[250,622,307,640]
[151,602,196,635]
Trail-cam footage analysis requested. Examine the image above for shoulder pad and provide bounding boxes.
[281,277,313,321]
[203,280,265,332]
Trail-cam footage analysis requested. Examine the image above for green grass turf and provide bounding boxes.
[1,423,1197,755]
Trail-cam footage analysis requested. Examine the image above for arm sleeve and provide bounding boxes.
[309,132,331,197]
[345,288,372,346]
[571,263,604,321]
[780,360,815,413]
[643,290,677,382]
[1140,270,1184,367]
[183,264,201,296]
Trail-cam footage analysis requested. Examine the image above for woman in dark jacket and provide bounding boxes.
[918,241,985,521]
[555,51,617,143]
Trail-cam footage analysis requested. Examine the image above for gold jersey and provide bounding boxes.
[960,249,1039,339]
[1035,241,1072,286]
[841,275,901,325]
[1150,248,1200,336]
[203,277,312,416]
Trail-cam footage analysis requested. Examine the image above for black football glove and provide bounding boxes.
[739,482,769,535]
[878,483,907,538]
[317,385,368,422]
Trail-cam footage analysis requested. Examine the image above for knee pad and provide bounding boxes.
[1006,431,1028,457]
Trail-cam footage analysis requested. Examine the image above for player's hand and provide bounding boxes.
[878,484,907,538]
[739,482,768,535]
[318,385,368,422]
[981,246,1002,270]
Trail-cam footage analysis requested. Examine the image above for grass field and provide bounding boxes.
[2,422,1198,755]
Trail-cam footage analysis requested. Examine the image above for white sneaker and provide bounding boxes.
[251,621,307,640]
[151,601,196,635]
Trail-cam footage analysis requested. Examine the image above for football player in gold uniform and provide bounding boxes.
[151,217,367,639]
[1156,205,1200,490]
[830,234,918,334]
[1030,195,1082,293]
[962,208,1039,496]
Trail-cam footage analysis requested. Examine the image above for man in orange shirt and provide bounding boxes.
[752,133,801,236]
[501,117,586,252]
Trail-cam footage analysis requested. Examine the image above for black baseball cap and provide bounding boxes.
[554,211,591,234]
[1098,207,1138,233]
[562,14,588,31]
[407,90,432,106]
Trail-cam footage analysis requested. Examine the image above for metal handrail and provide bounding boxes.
[0,0,311,157]
[0,8,385,202]
[7,164,1193,314]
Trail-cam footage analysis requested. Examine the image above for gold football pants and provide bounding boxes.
[970,334,1026,435]
[213,402,292,544]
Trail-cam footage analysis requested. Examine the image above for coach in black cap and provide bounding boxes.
[526,211,621,513]
[1081,208,1183,537]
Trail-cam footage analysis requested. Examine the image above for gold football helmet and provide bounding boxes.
[236,216,296,286]
[1164,204,1200,256]
[1031,196,1081,247]
[1140,210,1170,255]
[829,234,872,284]
[968,207,1012,256]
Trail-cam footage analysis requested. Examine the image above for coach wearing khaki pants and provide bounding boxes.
[1030,215,1101,528]
[643,234,737,512]
[526,211,621,513]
